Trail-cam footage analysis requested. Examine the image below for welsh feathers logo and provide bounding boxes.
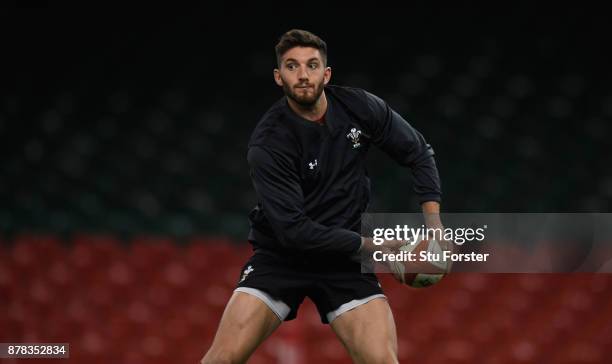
[346,128,362,149]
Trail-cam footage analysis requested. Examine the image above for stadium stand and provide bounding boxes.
[2,7,611,363]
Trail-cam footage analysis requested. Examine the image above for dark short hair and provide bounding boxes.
[275,29,327,67]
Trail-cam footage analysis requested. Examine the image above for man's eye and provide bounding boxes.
[309,63,318,69]
[287,64,296,70]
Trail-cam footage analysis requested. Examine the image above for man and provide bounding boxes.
[201,29,442,364]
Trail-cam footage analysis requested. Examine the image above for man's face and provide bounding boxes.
[274,47,331,107]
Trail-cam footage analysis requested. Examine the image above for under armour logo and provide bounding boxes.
[308,159,318,170]
[239,265,254,283]
[346,128,362,149]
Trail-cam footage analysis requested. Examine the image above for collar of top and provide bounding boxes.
[284,92,341,137]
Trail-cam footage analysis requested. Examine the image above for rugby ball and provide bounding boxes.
[389,239,449,288]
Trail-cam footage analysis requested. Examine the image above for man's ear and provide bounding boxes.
[323,66,332,85]
[273,69,283,87]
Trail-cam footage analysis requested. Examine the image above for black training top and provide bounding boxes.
[247,85,441,260]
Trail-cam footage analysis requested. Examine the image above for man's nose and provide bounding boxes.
[297,65,309,80]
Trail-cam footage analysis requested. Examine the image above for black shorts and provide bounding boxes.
[235,250,385,324]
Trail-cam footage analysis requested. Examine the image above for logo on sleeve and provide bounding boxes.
[239,265,254,283]
[346,128,362,149]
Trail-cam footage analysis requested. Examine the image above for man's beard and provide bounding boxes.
[283,80,325,107]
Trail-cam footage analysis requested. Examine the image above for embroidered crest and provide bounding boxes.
[346,128,362,149]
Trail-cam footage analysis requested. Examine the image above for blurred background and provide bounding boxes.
[1,4,611,364]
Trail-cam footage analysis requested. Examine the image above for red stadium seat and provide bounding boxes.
[5,234,612,363]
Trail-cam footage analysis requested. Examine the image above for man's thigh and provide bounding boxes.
[330,297,398,364]
[201,291,282,364]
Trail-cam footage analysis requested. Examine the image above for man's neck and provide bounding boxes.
[287,91,328,122]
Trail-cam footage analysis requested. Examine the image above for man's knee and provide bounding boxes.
[200,348,240,364]
[360,346,398,364]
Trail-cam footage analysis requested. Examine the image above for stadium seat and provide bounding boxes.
[4,236,612,363]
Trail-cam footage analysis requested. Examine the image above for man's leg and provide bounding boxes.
[201,291,282,364]
[330,297,398,364]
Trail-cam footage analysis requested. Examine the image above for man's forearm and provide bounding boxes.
[422,201,440,214]
[422,201,443,230]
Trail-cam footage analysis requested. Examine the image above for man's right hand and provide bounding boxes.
[360,237,406,254]
[359,237,413,282]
